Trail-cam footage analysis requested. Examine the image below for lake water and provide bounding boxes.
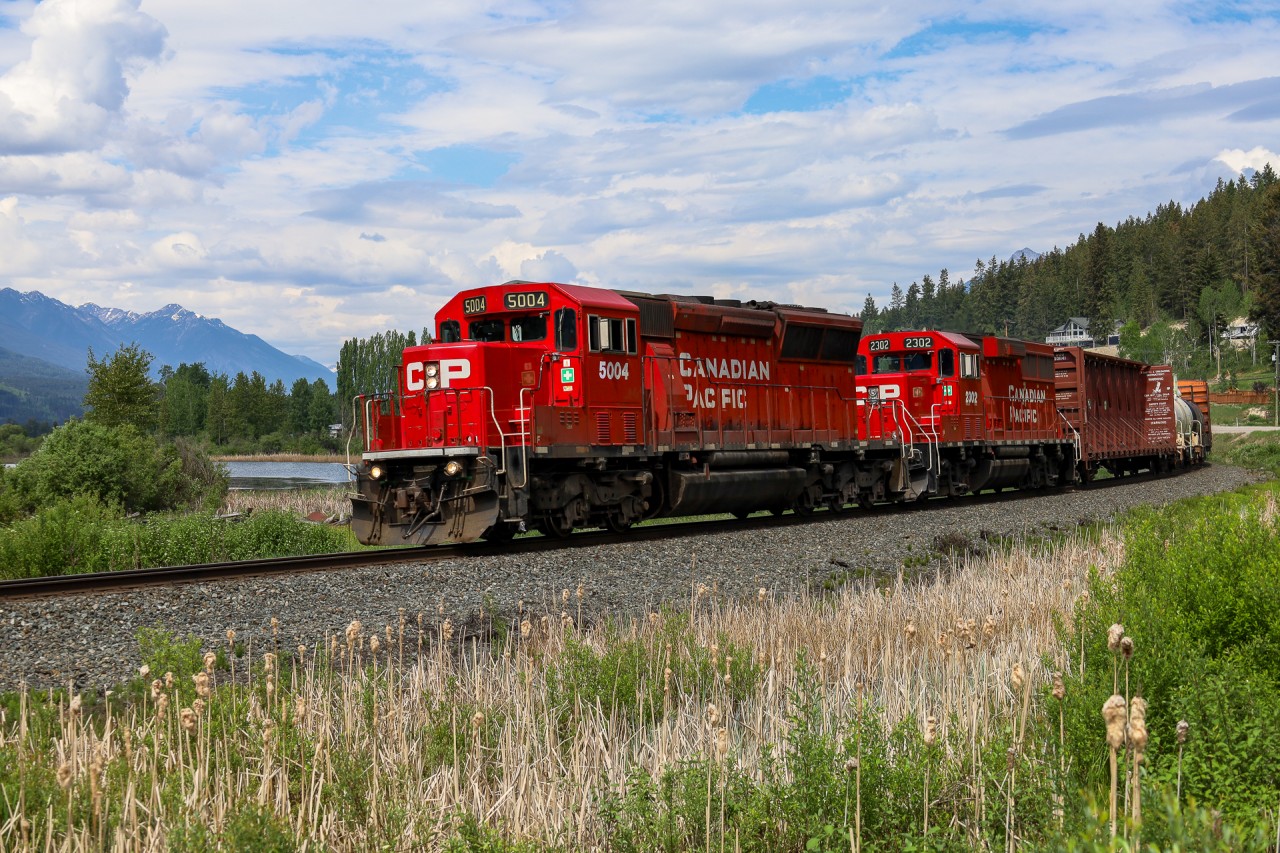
[223,461,355,490]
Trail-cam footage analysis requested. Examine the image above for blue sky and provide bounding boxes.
[0,0,1277,366]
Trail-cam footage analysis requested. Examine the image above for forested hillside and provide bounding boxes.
[861,165,1280,379]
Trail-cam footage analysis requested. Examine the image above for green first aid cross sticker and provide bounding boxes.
[561,367,575,383]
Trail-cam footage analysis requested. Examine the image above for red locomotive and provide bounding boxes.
[350,280,1209,546]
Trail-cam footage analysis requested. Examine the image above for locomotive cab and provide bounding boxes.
[351,281,649,545]
[859,331,984,444]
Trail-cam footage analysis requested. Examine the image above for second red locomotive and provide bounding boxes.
[350,280,1208,546]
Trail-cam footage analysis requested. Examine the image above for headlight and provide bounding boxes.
[443,460,463,477]
[425,364,439,377]
[426,376,439,389]
[369,465,384,480]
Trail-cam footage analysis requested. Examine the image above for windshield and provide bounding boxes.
[872,352,933,374]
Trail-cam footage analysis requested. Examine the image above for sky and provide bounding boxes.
[1,0,1278,368]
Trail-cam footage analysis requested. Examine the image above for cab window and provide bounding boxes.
[904,352,932,371]
[555,308,578,351]
[872,354,902,374]
[938,349,955,377]
[510,315,547,343]
[588,315,637,355]
[468,319,505,342]
[960,352,980,378]
[439,320,461,343]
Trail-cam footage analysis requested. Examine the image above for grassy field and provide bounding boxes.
[3,474,1278,850]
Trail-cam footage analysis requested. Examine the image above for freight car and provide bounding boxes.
[349,280,1208,546]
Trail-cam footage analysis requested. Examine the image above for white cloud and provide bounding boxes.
[0,0,166,154]
[1215,146,1280,175]
[0,1,1277,365]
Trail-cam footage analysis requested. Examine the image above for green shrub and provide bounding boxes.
[1059,484,1280,821]
[4,419,225,515]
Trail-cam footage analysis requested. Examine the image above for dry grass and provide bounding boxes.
[0,528,1121,850]
[220,486,351,518]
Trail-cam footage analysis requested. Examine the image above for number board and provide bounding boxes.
[902,335,933,349]
[463,296,487,315]
[504,291,548,310]
[866,339,890,352]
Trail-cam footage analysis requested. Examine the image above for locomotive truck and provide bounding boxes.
[349,280,1208,546]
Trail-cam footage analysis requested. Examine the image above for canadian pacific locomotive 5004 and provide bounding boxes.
[350,280,1209,546]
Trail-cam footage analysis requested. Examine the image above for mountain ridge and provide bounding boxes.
[0,289,334,420]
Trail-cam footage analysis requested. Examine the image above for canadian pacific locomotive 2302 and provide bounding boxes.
[350,280,1209,546]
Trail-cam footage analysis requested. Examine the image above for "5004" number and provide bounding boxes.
[599,361,630,380]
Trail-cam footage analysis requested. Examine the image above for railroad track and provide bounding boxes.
[0,468,1180,600]
[0,509,852,600]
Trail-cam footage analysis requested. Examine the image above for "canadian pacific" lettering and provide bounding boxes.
[678,353,771,381]
[1007,385,1047,403]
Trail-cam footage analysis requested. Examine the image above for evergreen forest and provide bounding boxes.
[859,165,1280,381]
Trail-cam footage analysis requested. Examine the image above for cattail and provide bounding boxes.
[203,652,216,673]
[345,620,362,648]
[715,727,729,764]
[150,679,163,701]
[576,584,584,602]
[520,619,532,639]
[983,614,997,640]
[1011,664,1025,692]
[226,628,236,645]
[1130,698,1148,828]
[263,652,277,671]
[1107,624,1124,651]
[1129,697,1148,751]
[271,616,279,635]
[69,694,82,717]
[441,619,454,643]
[562,588,570,605]
[923,715,937,746]
[193,672,210,698]
[138,664,150,678]
[1176,719,1189,802]
[370,636,381,656]
[1052,672,1065,700]
[757,587,768,604]
[262,719,275,746]
[472,711,484,731]
[293,696,307,725]
[1102,694,1127,838]
[192,698,205,716]
[57,763,73,789]
[937,630,951,655]
[1120,636,1134,660]
[156,693,169,717]
[180,707,197,733]
[648,612,659,627]
[164,671,174,689]
[706,703,720,727]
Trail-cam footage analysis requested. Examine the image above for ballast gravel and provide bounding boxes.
[0,463,1266,694]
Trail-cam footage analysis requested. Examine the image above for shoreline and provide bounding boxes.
[214,453,349,463]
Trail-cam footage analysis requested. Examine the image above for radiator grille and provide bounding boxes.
[623,412,638,444]
[595,411,612,444]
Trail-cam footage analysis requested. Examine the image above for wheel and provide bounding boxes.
[734,510,754,520]
[605,514,633,533]
[825,497,846,513]
[540,514,574,538]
